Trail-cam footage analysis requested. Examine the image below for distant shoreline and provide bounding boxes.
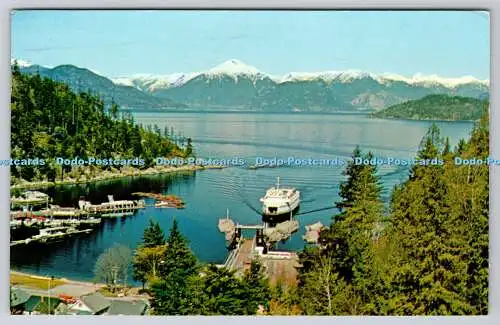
[369,115,479,123]
[10,164,225,191]
[126,108,372,115]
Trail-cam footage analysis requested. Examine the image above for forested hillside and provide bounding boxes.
[17,63,183,109]
[295,107,489,315]
[372,94,488,121]
[130,108,489,315]
[10,64,187,183]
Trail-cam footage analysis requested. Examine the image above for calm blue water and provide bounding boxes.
[10,112,474,282]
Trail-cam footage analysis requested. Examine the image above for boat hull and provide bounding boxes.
[262,203,300,223]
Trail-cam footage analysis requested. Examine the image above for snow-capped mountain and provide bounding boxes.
[113,59,488,92]
[206,59,262,78]
[378,73,489,88]
[112,59,268,91]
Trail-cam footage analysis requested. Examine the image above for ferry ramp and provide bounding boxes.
[223,237,299,286]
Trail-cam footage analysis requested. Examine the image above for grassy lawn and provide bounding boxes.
[98,287,119,297]
[10,273,66,290]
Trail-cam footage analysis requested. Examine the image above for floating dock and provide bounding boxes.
[10,217,101,229]
[132,192,185,209]
[79,195,145,215]
[10,226,93,247]
[263,220,299,242]
[217,210,298,244]
[11,194,147,221]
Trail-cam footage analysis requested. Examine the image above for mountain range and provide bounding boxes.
[12,60,182,109]
[12,58,489,112]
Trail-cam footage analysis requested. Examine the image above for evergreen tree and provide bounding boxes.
[197,265,251,315]
[321,147,383,281]
[150,269,190,315]
[185,138,193,156]
[242,259,272,313]
[150,219,199,315]
[158,218,198,277]
[142,219,166,248]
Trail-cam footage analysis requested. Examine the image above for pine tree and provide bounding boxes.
[321,147,383,281]
[185,138,193,156]
[142,219,166,248]
[197,264,250,315]
[158,218,197,277]
[242,259,272,313]
[150,219,199,315]
[443,106,489,314]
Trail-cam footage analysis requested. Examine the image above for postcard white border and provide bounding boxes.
[1,1,497,325]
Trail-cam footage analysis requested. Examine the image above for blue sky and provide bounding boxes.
[11,10,490,79]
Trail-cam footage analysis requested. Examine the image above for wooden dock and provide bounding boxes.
[224,238,255,275]
[223,236,299,286]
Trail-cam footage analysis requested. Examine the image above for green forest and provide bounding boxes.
[296,109,488,315]
[107,108,488,315]
[10,64,189,184]
[372,94,488,121]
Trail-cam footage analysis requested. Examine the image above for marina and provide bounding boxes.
[10,194,148,221]
[10,193,148,247]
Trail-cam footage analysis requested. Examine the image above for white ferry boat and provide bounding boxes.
[260,177,300,218]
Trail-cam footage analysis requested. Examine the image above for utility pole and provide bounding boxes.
[47,276,54,314]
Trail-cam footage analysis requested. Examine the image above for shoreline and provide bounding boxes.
[10,164,225,191]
